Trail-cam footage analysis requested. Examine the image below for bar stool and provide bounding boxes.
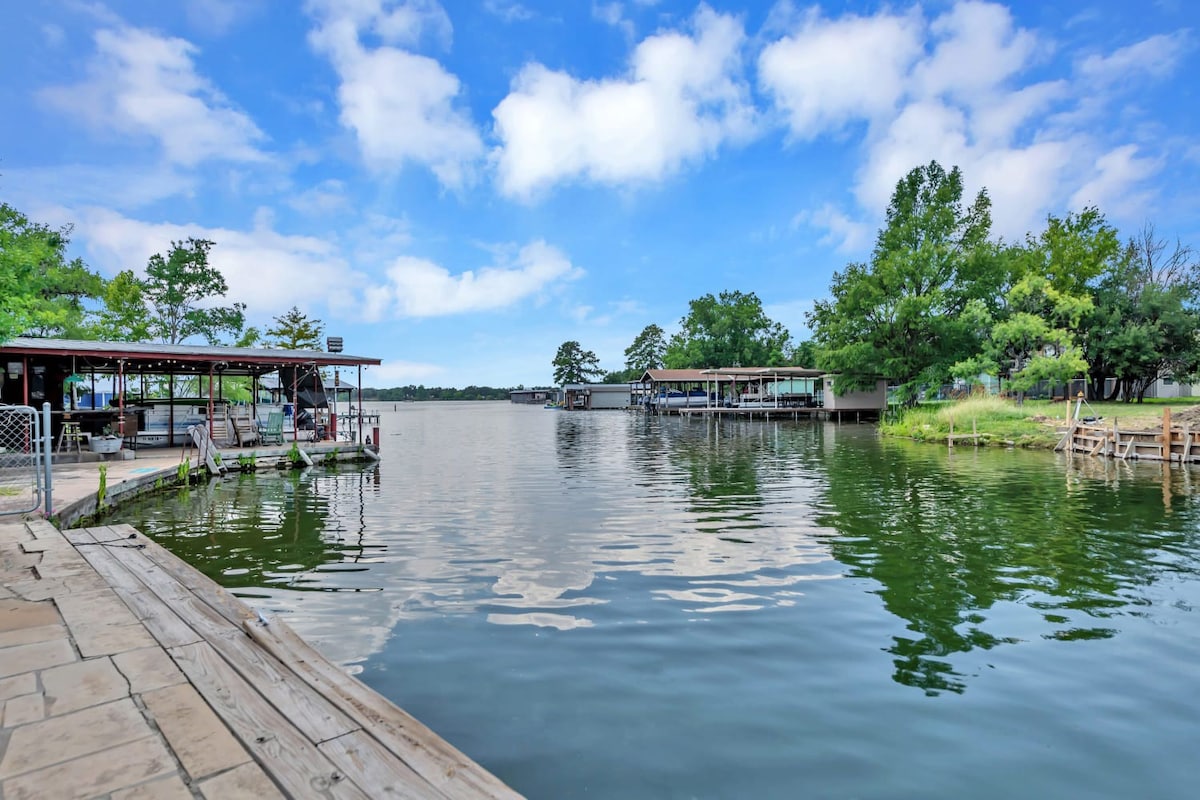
[57,421,84,455]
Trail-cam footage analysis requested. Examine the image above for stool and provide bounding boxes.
[57,421,84,455]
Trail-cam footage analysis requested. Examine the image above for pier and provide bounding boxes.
[1,459,522,798]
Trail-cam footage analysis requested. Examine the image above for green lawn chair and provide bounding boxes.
[261,411,284,445]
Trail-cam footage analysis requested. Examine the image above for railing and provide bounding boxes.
[0,404,50,516]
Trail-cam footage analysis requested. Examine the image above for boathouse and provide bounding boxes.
[562,383,631,410]
[0,337,381,447]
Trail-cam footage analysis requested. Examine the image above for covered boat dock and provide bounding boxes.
[0,338,381,449]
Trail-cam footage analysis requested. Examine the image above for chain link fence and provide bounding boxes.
[0,405,45,516]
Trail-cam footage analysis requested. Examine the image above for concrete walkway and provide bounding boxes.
[1,518,282,799]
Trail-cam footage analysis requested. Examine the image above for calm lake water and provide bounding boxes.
[109,401,1200,799]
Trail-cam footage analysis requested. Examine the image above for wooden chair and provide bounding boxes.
[260,411,284,445]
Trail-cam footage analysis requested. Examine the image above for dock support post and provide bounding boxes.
[1164,407,1172,462]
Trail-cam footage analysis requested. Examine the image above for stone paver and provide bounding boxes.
[0,697,149,779]
[2,692,45,727]
[111,773,196,800]
[41,657,129,717]
[113,645,188,693]
[1,734,176,800]
[0,599,59,631]
[0,637,77,679]
[199,761,287,799]
[70,620,158,657]
[0,673,37,702]
[0,622,68,649]
[142,683,252,780]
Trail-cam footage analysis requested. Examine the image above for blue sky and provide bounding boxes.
[2,1,1197,388]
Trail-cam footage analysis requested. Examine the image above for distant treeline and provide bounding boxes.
[360,385,554,401]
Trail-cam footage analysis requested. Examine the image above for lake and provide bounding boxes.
[108,401,1200,799]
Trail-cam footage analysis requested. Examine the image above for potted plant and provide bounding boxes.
[90,425,123,455]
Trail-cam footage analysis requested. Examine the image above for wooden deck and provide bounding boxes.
[1057,408,1200,464]
[9,520,521,799]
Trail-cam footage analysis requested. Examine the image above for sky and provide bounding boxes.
[1,0,1197,388]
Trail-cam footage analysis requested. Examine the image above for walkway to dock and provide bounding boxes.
[1,516,521,797]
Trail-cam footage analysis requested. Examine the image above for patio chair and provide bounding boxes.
[261,411,284,445]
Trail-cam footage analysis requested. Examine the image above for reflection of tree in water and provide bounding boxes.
[112,470,371,590]
[817,433,1200,695]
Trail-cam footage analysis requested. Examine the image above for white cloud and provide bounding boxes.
[358,360,445,385]
[768,1,1178,241]
[40,25,266,166]
[593,2,635,40]
[286,179,349,215]
[793,204,872,253]
[1069,145,1162,217]
[307,0,482,186]
[483,0,534,22]
[1078,31,1191,84]
[757,8,922,139]
[379,240,583,317]
[491,5,757,198]
[62,206,366,322]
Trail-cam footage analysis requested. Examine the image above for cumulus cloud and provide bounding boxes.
[758,8,922,139]
[793,204,872,253]
[1069,145,1162,216]
[378,240,584,317]
[491,5,757,198]
[307,0,482,186]
[63,206,362,319]
[763,0,1184,242]
[40,25,266,166]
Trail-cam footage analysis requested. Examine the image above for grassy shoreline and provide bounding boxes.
[879,396,1200,449]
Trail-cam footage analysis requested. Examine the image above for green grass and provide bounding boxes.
[0,486,21,497]
[882,395,1200,449]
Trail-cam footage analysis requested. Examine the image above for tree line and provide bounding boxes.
[555,162,1199,403]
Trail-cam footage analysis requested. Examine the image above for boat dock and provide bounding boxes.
[1,463,522,798]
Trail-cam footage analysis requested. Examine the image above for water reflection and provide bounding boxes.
[111,405,1200,697]
[816,434,1200,694]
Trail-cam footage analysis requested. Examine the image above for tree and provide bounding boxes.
[1082,226,1200,401]
[624,324,666,373]
[807,161,995,403]
[0,203,103,342]
[663,290,792,368]
[952,274,1091,397]
[265,306,323,349]
[552,340,602,385]
[92,270,151,342]
[143,238,245,344]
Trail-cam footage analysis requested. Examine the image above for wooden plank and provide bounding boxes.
[319,731,448,800]
[243,618,523,800]
[96,534,359,745]
[169,641,371,800]
[63,527,202,650]
[109,524,255,627]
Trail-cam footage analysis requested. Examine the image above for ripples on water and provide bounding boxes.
[111,402,1200,799]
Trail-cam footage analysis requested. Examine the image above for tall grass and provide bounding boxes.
[881,396,1059,447]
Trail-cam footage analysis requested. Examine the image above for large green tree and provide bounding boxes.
[552,340,602,385]
[0,203,103,342]
[142,238,245,344]
[807,161,995,403]
[624,324,667,373]
[663,290,792,368]
[265,306,324,349]
[1083,226,1200,401]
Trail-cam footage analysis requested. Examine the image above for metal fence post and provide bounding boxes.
[43,402,52,518]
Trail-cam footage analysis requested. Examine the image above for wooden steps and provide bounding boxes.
[63,524,523,800]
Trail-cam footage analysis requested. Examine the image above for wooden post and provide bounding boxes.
[973,417,977,446]
[1112,418,1118,459]
[949,417,954,448]
[1163,407,1172,461]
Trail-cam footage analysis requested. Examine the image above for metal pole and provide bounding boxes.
[42,402,52,518]
[357,366,363,446]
